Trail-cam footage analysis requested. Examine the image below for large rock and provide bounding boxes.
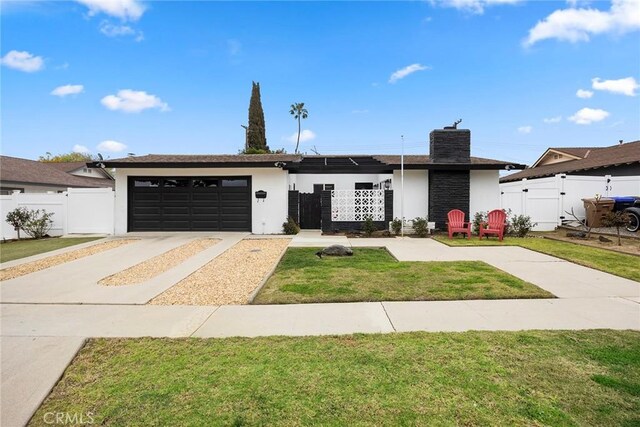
[566,231,587,239]
[316,245,353,258]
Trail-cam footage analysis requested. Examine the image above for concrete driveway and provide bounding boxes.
[0,232,248,305]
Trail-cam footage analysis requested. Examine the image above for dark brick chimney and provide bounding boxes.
[428,126,471,229]
[429,128,471,163]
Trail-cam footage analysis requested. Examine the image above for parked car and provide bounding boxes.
[611,196,640,232]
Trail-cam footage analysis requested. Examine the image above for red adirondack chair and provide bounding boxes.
[447,209,471,239]
[479,209,507,241]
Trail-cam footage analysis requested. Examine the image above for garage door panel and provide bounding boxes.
[162,206,190,215]
[133,206,162,216]
[132,192,161,202]
[192,192,219,202]
[129,176,251,232]
[162,193,190,202]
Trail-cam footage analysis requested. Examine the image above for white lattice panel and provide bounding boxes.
[331,190,385,221]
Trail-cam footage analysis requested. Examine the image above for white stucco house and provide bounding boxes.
[93,126,524,235]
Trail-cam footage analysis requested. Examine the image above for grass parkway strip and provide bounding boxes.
[0,239,138,282]
[253,247,552,304]
[0,237,103,263]
[99,238,220,286]
[434,235,640,283]
[30,330,640,426]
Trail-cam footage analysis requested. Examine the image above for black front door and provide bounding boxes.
[299,192,321,229]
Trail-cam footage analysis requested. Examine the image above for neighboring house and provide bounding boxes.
[498,141,640,231]
[0,155,114,194]
[500,140,640,183]
[46,161,114,180]
[94,126,524,234]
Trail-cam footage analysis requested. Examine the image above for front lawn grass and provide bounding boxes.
[0,237,102,263]
[252,247,552,304]
[31,330,640,426]
[434,235,640,282]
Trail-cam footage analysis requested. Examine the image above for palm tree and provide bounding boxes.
[289,102,308,154]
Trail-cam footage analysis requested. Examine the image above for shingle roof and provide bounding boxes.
[97,153,522,169]
[46,162,90,173]
[0,156,115,188]
[100,154,303,164]
[500,140,640,183]
[374,155,514,166]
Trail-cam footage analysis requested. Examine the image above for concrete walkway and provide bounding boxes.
[2,232,639,426]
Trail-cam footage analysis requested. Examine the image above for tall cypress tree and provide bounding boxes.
[247,81,268,152]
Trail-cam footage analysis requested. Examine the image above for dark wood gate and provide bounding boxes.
[299,192,322,229]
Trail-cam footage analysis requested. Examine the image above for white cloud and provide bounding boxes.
[524,0,640,46]
[568,107,610,124]
[287,130,316,144]
[431,0,522,14]
[592,77,639,96]
[73,144,90,154]
[227,39,242,56]
[0,50,44,72]
[99,21,144,41]
[97,140,127,152]
[51,84,84,97]
[517,125,533,134]
[388,63,430,84]
[75,0,145,21]
[543,116,562,123]
[101,89,169,113]
[576,89,593,98]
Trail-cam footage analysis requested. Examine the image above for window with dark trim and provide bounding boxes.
[163,178,190,188]
[133,179,160,187]
[193,179,218,188]
[355,182,374,190]
[222,179,248,187]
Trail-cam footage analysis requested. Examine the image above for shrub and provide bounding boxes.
[362,215,377,237]
[412,217,429,237]
[391,218,402,236]
[510,214,537,237]
[5,207,31,240]
[22,209,54,239]
[472,211,487,235]
[282,217,300,235]
[602,211,630,246]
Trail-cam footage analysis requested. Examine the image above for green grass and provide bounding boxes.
[30,330,640,426]
[434,235,640,283]
[253,247,552,304]
[0,237,102,263]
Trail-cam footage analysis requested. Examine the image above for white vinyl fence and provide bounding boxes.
[1,188,114,240]
[500,174,640,231]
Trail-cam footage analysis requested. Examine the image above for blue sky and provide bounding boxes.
[1,0,639,165]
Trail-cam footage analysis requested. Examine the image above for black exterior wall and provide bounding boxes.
[429,129,471,163]
[288,190,299,223]
[428,170,470,230]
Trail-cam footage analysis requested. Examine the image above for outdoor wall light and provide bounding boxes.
[255,190,267,200]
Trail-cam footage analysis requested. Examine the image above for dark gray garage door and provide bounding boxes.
[128,176,251,231]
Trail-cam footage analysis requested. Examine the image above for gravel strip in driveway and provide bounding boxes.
[149,238,290,306]
[0,239,137,281]
[99,238,220,286]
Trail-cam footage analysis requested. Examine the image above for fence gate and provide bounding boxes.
[299,192,321,229]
